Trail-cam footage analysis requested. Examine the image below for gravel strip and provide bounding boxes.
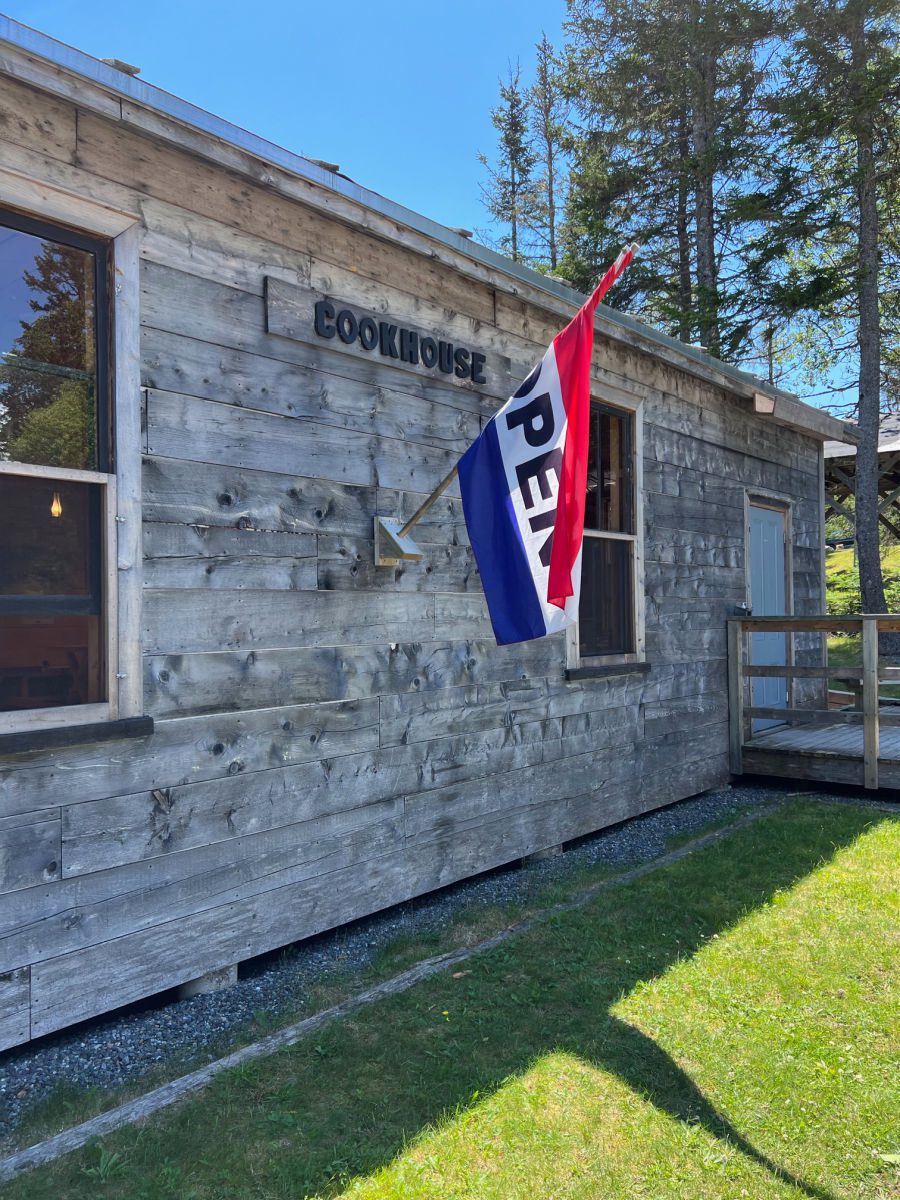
[0,781,884,1141]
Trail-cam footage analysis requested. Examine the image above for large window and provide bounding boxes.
[576,399,641,661]
[0,208,114,722]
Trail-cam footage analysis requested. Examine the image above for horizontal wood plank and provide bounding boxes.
[145,389,461,495]
[142,456,377,538]
[143,522,316,560]
[30,830,411,1037]
[0,73,76,163]
[143,637,562,718]
[142,325,486,441]
[143,554,318,591]
[1,699,378,818]
[141,589,436,654]
[318,536,478,593]
[1,802,401,973]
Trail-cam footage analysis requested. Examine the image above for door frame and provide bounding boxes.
[744,490,794,708]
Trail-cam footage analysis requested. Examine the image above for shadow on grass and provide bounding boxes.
[599,1016,834,1200]
[271,803,882,1200]
[18,801,894,1200]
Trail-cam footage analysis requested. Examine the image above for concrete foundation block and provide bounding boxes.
[521,843,564,865]
[178,964,238,1000]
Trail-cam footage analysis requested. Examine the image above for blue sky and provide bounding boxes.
[5,1,567,238]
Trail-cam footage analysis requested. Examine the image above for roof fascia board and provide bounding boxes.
[0,15,855,445]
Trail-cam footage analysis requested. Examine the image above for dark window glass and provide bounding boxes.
[0,614,104,710]
[579,537,634,657]
[0,475,99,598]
[580,400,636,657]
[0,475,104,711]
[585,404,633,534]
[0,215,103,470]
[585,408,600,529]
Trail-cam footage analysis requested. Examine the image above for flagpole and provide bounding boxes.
[397,464,459,539]
[374,243,639,565]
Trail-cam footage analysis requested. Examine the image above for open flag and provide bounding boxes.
[458,245,637,645]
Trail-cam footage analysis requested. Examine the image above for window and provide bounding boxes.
[0,207,120,733]
[569,398,644,667]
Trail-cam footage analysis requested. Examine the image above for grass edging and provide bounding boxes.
[0,802,788,1186]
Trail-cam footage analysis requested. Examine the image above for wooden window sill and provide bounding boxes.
[0,716,154,757]
[565,662,651,682]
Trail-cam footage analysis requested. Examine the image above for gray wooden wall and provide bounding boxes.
[0,72,823,1049]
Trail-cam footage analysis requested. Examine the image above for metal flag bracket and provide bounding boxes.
[374,464,459,566]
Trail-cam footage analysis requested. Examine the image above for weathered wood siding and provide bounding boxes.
[0,74,824,1048]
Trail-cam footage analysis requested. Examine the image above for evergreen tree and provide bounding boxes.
[561,0,777,357]
[524,35,569,272]
[479,64,537,262]
[744,0,900,614]
[0,242,95,469]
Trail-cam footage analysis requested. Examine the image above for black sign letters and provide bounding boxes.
[314,300,487,384]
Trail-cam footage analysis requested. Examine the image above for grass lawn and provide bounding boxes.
[825,543,900,616]
[825,546,900,697]
[826,634,900,701]
[5,799,897,1199]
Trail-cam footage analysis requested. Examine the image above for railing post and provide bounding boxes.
[728,619,744,774]
[862,617,879,790]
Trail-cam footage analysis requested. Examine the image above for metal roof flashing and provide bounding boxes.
[0,14,854,446]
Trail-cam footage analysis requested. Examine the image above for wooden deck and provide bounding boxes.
[728,615,900,791]
[742,708,900,789]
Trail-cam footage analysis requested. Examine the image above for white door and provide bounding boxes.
[749,503,788,731]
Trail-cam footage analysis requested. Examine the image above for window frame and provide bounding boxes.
[0,173,143,738]
[566,391,645,671]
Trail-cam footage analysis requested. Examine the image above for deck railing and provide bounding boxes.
[727,614,900,790]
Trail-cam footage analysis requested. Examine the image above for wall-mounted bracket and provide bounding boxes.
[373,463,460,568]
[374,517,424,567]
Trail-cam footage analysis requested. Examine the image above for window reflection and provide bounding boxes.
[0,224,98,470]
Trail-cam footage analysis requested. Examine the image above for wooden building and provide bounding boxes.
[0,18,854,1051]
[824,412,900,541]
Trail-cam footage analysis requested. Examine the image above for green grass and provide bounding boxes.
[5,799,897,1200]
[825,543,900,616]
[826,633,900,700]
[823,546,900,695]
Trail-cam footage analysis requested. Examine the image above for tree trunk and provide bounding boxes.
[676,112,693,342]
[850,8,886,617]
[691,3,720,355]
[510,166,519,262]
[547,149,557,270]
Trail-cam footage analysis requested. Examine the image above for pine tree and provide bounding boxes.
[479,64,537,263]
[744,0,900,614]
[0,242,95,469]
[561,0,777,357]
[524,35,569,272]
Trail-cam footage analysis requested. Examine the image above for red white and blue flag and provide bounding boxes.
[458,245,637,645]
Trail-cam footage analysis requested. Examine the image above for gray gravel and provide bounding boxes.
[0,781,877,1143]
